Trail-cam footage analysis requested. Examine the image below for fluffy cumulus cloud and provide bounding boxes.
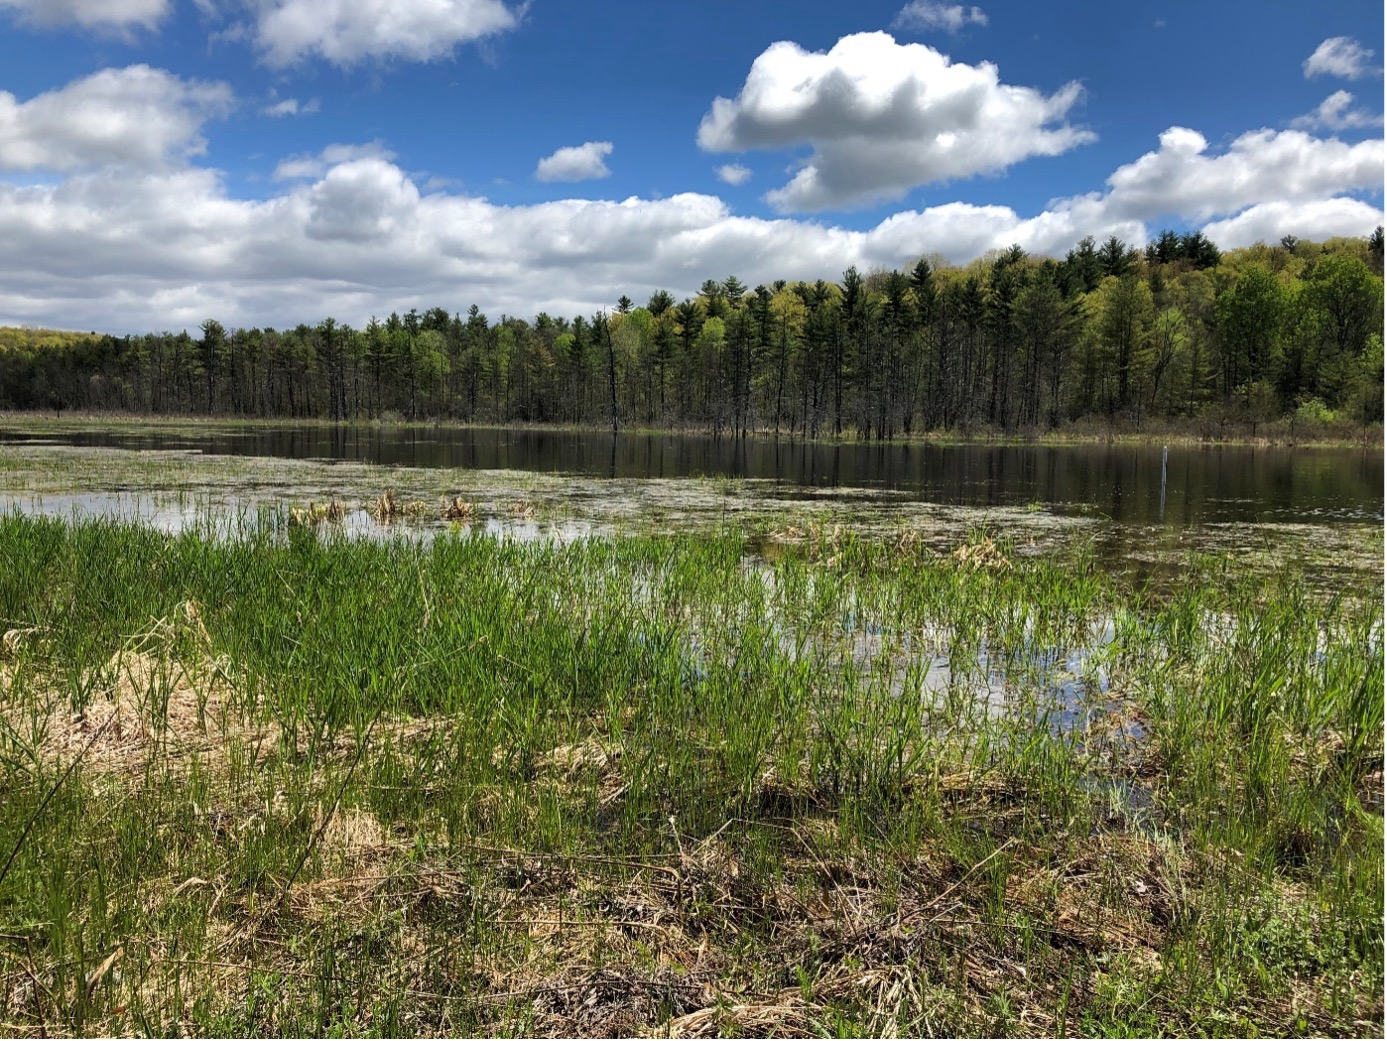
[1303,37,1380,81]
[1100,126,1383,222]
[892,3,987,34]
[0,65,233,172]
[303,158,422,243]
[697,32,1094,212]
[1290,91,1383,132]
[254,0,522,67]
[715,163,752,186]
[1200,197,1386,249]
[535,141,613,182]
[0,0,168,31]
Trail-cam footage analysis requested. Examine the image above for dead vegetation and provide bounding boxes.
[2,698,1377,1038]
[1,603,272,780]
[441,496,475,521]
[952,535,1013,571]
[289,500,346,526]
[92,776,1214,1037]
[367,491,429,522]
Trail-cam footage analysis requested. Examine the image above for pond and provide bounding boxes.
[1,423,1381,527]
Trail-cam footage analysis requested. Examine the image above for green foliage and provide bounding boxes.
[1,234,1380,435]
[1293,397,1335,426]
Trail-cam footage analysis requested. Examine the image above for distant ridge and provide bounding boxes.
[0,327,101,350]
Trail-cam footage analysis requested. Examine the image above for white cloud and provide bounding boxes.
[262,97,321,118]
[1101,126,1383,222]
[273,142,395,181]
[0,0,168,31]
[715,163,752,186]
[1290,91,1383,132]
[1201,198,1385,248]
[1303,37,1380,80]
[1,149,1379,334]
[0,152,1143,332]
[0,65,233,172]
[892,3,987,33]
[254,0,522,67]
[304,158,421,243]
[697,32,1094,212]
[0,71,1381,334]
[535,141,613,182]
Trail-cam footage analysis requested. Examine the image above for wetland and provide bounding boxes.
[0,417,1382,1037]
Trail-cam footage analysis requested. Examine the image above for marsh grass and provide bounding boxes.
[0,514,1381,1036]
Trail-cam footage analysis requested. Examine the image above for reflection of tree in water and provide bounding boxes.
[0,426,1380,528]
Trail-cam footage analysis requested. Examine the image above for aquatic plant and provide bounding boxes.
[0,514,1380,1036]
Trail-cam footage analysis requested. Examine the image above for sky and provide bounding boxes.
[0,0,1382,333]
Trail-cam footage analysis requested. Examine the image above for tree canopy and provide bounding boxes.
[2,229,1381,436]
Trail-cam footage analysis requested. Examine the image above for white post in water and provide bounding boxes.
[1159,444,1168,522]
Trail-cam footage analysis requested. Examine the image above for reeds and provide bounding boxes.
[289,500,346,527]
[0,513,1380,1037]
[441,496,475,521]
[368,490,429,523]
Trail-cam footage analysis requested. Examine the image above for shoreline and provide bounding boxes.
[1,410,1381,451]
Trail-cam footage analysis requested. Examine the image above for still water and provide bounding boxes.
[1,424,1380,527]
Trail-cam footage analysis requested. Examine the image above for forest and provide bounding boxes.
[2,229,1382,439]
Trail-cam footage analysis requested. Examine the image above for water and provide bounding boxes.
[1,424,1381,526]
[0,423,1377,760]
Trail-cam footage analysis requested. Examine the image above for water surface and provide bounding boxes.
[2,424,1380,527]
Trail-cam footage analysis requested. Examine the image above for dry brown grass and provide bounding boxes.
[15,650,240,777]
[952,535,1013,570]
[1,602,276,780]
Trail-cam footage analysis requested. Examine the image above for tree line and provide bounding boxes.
[2,229,1382,437]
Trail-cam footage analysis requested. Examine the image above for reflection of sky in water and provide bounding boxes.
[0,491,600,544]
[0,440,1380,592]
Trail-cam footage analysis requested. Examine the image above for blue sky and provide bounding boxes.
[0,0,1381,332]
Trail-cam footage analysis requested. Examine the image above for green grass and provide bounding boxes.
[0,515,1381,1036]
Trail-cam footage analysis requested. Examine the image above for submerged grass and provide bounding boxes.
[0,514,1381,1037]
